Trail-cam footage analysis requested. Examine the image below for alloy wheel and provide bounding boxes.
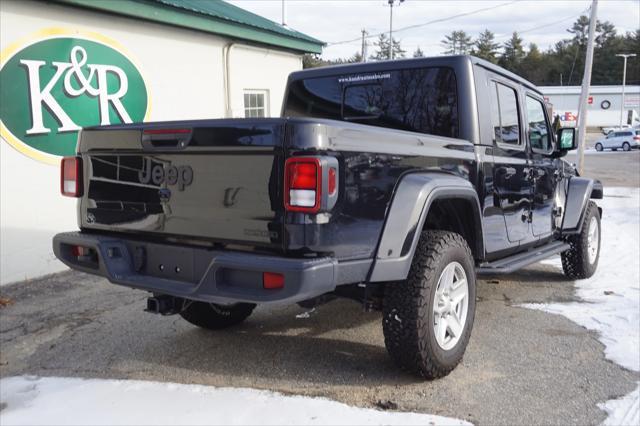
[587,215,600,265]
[433,261,469,351]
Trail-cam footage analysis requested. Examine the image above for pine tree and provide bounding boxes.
[499,32,526,73]
[472,30,500,63]
[520,43,545,83]
[568,15,591,47]
[413,47,425,58]
[302,54,325,69]
[370,33,406,60]
[441,31,473,55]
[595,21,617,48]
[349,51,364,63]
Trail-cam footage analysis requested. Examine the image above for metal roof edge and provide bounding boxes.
[153,0,324,45]
[47,0,324,54]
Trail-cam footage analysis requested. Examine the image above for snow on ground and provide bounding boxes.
[528,187,640,425]
[600,386,640,426]
[0,376,470,426]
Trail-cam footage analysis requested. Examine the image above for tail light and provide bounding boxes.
[263,272,284,289]
[633,136,640,141]
[284,157,338,213]
[67,244,98,266]
[285,158,321,212]
[61,156,83,197]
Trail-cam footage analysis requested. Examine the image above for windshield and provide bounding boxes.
[283,67,459,138]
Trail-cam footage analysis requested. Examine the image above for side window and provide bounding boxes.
[244,90,269,118]
[526,96,551,152]
[489,81,520,146]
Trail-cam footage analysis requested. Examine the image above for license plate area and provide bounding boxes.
[138,244,196,283]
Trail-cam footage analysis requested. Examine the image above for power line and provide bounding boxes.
[495,5,591,39]
[327,0,520,46]
[329,7,589,48]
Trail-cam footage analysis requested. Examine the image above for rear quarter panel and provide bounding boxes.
[283,119,478,260]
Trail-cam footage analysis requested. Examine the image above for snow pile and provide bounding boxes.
[600,386,639,426]
[526,187,640,424]
[0,376,470,426]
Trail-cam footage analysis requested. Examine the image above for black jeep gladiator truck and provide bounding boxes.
[54,55,603,379]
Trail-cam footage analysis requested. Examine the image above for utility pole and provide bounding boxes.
[388,0,394,60]
[576,0,598,175]
[616,53,636,128]
[281,0,286,26]
[361,29,368,62]
[387,0,404,60]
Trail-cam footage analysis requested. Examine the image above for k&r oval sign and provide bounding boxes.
[0,29,150,164]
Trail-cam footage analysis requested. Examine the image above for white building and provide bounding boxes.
[0,0,323,284]
[540,85,640,129]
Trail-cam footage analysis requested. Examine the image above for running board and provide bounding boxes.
[476,241,570,275]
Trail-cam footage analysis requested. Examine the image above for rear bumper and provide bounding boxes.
[53,231,347,305]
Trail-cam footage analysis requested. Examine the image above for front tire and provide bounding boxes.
[623,142,631,151]
[595,143,603,152]
[180,302,255,330]
[383,231,476,379]
[561,201,601,279]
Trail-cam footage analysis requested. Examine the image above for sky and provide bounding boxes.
[228,0,640,59]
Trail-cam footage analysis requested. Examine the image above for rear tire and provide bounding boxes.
[595,143,603,152]
[561,201,601,279]
[623,142,631,151]
[180,302,255,330]
[382,231,476,379]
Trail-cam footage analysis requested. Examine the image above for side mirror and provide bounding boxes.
[557,128,577,151]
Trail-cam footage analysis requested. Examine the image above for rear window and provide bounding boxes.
[283,67,459,138]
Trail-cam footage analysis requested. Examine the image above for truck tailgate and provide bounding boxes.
[78,120,285,250]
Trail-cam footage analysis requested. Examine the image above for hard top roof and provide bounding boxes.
[288,55,542,95]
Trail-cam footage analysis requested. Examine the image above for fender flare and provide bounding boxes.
[368,173,483,282]
[561,177,603,234]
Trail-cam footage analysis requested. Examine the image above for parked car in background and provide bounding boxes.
[595,130,640,151]
[602,123,640,135]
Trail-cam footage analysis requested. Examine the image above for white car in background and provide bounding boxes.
[595,130,640,152]
[601,123,640,135]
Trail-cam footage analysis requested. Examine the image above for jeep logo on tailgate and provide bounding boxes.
[139,158,193,190]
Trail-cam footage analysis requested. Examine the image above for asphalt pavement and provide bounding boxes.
[1,141,639,425]
[567,132,640,188]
